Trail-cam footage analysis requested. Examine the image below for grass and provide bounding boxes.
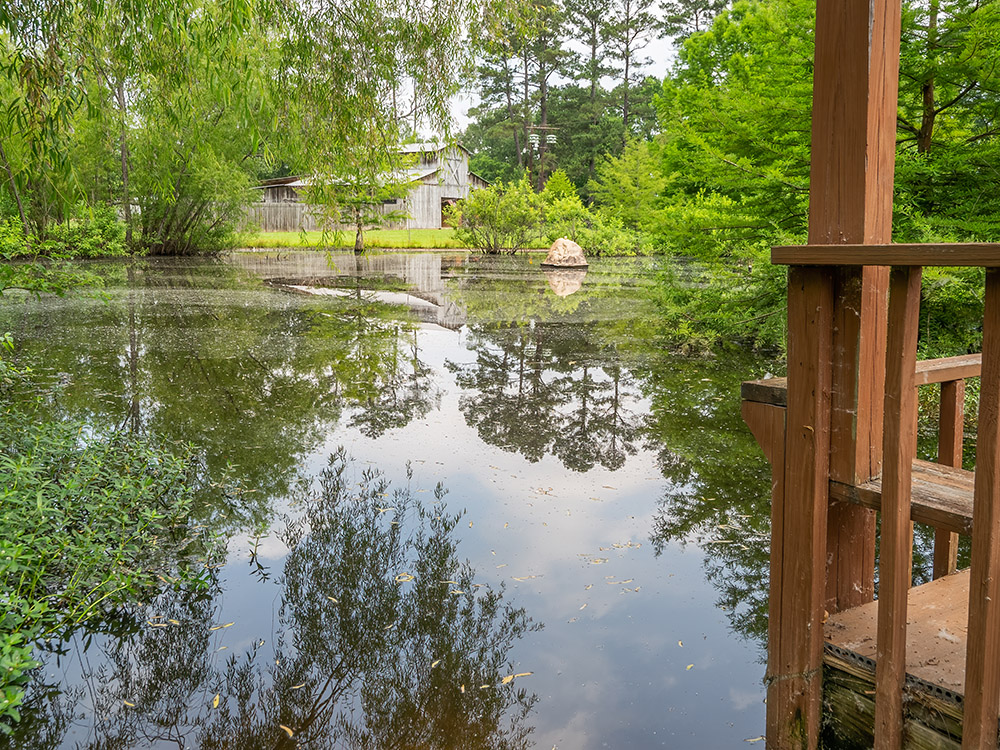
[243,228,469,249]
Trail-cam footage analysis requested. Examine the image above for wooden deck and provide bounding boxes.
[824,572,973,748]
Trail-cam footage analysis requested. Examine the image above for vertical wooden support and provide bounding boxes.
[933,379,964,578]
[809,0,901,615]
[962,269,1000,750]
[873,266,922,749]
[766,267,833,749]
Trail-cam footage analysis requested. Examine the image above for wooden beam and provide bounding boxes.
[741,355,982,409]
[933,379,963,579]
[874,265,922,749]
[742,401,786,468]
[915,355,982,385]
[767,266,833,748]
[962,268,1000,749]
[772,243,1000,267]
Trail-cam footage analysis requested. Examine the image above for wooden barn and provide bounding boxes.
[249,143,489,233]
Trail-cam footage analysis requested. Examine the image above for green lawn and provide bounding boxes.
[244,228,468,249]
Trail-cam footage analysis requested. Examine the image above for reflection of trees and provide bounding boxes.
[637,355,775,649]
[447,322,642,472]
[6,452,537,750]
[3,259,438,526]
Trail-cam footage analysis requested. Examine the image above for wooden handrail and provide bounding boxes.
[742,354,982,407]
[915,354,983,385]
[772,243,1000,267]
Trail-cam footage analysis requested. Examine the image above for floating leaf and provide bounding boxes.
[504,522,509,528]
[744,737,765,743]
[279,725,294,738]
[395,573,415,583]
[327,596,339,603]
[579,603,588,610]
[168,619,180,625]
[514,672,533,678]
[468,521,474,528]
[431,660,441,668]
[291,683,306,690]
[686,664,694,671]
[147,621,168,628]
[440,579,459,584]
[212,694,220,709]
[607,579,634,585]
[450,589,465,595]
[585,584,593,590]
[123,700,135,707]
[501,675,514,685]
[460,684,466,693]
[678,640,683,647]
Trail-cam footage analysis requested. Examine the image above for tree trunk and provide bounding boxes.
[0,137,28,239]
[917,0,939,154]
[117,80,133,246]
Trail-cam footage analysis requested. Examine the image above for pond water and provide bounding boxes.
[1,251,778,749]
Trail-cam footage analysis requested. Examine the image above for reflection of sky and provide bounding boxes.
[14,258,767,748]
[299,324,767,747]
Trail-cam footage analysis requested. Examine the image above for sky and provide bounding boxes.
[449,34,679,131]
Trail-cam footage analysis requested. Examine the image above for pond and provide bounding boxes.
[1,250,778,748]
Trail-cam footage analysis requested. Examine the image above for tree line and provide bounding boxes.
[460,0,1000,354]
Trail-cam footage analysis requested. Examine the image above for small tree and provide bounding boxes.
[306,171,412,253]
[450,178,541,254]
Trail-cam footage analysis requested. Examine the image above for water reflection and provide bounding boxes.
[641,357,774,646]
[5,452,538,749]
[0,252,782,745]
[447,322,643,472]
[544,268,587,297]
[3,259,439,528]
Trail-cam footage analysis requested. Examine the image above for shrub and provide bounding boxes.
[0,408,214,734]
[39,203,128,259]
[451,178,542,254]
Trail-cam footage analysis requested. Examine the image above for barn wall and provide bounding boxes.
[249,145,483,232]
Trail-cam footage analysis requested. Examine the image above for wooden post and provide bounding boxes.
[873,265,922,749]
[933,379,963,578]
[809,0,902,615]
[962,269,1000,750]
[766,267,833,748]
[766,1,903,747]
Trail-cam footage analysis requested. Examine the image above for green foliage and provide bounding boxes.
[37,203,127,258]
[0,403,213,734]
[588,138,667,233]
[452,178,542,254]
[653,242,787,353]
[540,169,577,200]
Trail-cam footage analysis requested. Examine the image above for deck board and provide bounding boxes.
[824,569,970,693]
[830,460,975,536]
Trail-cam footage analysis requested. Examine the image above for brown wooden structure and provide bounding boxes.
[741,1,1000,748]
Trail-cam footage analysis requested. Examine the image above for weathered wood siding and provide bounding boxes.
[249,145,480,232]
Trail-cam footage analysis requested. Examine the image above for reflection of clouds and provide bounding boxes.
[729,687,762,712]
[226,532,290,562]
[309,326,767,747]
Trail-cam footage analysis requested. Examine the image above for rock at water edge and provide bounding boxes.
[541,237,588,268]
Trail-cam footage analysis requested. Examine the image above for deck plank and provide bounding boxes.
[825,569,970,693]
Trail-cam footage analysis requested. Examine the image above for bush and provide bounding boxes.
[0,408,214,734]
[38,203,128,259]
[451,178,542,254]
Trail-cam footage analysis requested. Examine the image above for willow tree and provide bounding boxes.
[0,0,508,254]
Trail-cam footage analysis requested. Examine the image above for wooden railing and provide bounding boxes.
[744,353,980,581]
[770,245,1000,749]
